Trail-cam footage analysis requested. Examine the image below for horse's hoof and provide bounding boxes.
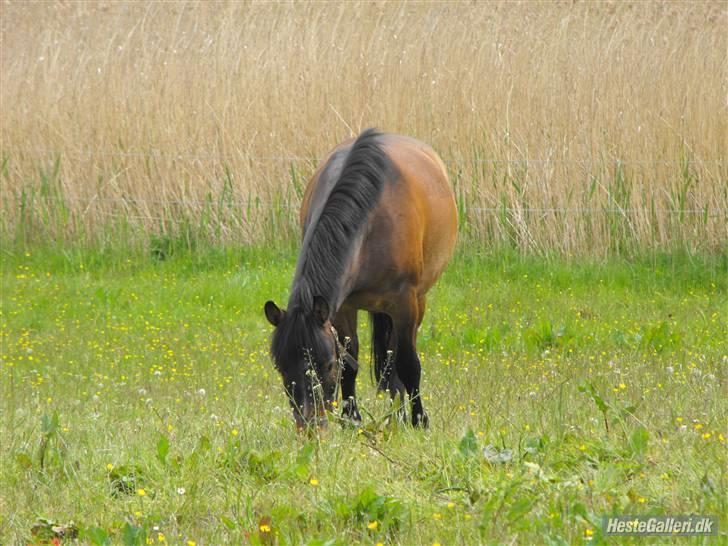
[341,400,362,427]
[413,410,429,429]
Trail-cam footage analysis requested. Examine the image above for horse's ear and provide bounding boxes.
[312,296,329,326]
[264,300,285,327]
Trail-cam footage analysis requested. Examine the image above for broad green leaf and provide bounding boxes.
[84,526,111,546]
[458,429,478,457]
[220,515,236,530]
[297,442,315,466]
[41,411,60,436]
[508,497,535,521]
[629,426,649,457]
[121,522,145,546]
[156,433,169,465]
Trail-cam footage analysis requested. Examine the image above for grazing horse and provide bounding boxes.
[264,129,457,429]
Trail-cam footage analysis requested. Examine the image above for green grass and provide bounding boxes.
[1,245,726,545]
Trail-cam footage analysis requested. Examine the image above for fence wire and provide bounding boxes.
[7,194,725,218]
[4,148,727,166]
[4,148,726,218]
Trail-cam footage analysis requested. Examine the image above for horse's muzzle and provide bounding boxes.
[293,399,329,431]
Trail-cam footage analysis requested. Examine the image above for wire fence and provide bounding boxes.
[4,148,726,219]
[7,194,725,218]
[4,148,728,166]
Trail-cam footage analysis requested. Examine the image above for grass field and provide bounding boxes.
[1,246,725,545]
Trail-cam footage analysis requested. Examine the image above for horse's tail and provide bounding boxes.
[370,312,394,390]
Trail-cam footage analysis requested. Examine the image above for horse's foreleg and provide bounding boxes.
[333,307,361,425]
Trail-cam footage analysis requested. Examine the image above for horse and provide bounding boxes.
[264,129,457,429]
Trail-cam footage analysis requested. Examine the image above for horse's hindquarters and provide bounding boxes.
[380,135,457,294]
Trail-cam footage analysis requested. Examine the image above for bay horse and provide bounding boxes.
[264,129,457,429]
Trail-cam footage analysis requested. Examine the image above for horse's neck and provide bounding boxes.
[289,234,363,318]
[332,241,364,310]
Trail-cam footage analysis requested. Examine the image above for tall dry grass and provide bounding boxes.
[1,1,726,254]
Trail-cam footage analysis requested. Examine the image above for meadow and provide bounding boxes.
[1,246,726,545]
[1,1,727,545]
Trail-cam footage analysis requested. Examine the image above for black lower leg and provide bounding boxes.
[339,334,361,423]
[395,342,428,428]
[341,363,361,423]
[380,343,407,423]
[388,371,408,424]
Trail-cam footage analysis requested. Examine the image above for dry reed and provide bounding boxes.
[1,1,726,254]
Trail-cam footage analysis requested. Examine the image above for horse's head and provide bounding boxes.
[264,297,344,429]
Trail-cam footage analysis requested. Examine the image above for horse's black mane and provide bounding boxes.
[270,128,396,371]
[291,128,396,314]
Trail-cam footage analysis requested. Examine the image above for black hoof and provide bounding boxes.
[412,410,429,429]
[341,399,362,427]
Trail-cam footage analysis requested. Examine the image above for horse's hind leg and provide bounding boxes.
[333,306,361,425]
[393,293,429,428]
[371,312,407,421]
